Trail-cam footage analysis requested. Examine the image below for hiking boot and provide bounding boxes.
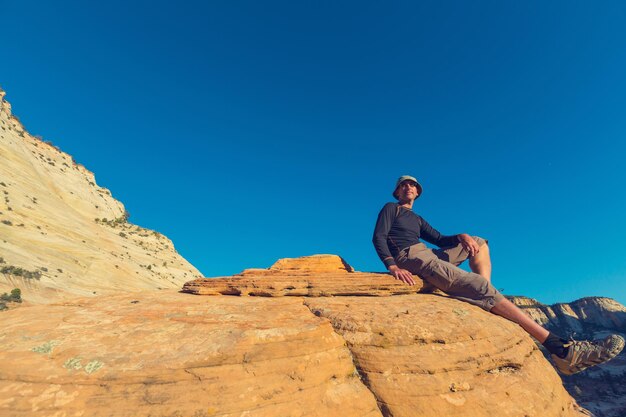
[551,334,625,376]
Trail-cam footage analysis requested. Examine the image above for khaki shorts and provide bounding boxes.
[395,236,504,311]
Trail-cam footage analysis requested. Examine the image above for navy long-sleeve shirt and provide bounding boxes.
[372,202,459,268]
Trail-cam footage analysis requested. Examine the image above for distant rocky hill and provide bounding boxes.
[0,88,202,302]
[509,296,626,417]
[509,296,626,335]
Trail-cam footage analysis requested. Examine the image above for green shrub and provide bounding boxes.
[113,212,128,224]
[1,220,12,226]
[0,265,41,280]
[0,288,21,303]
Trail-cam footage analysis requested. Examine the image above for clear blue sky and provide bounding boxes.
[3,1,626,305]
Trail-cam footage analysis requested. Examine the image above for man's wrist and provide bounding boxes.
[383,257,396,269]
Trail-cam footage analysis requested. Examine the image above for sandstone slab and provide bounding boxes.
[0,291,381,417]
[183,254,425,296]
[304,295,587,417]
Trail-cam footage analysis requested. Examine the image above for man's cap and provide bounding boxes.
[392,175,423,200]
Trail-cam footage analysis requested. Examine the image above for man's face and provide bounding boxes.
[397,180,419,200]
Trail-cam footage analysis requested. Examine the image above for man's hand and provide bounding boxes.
[388,265,416,286]
[458,233,480,257]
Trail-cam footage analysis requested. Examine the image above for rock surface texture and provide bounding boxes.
[0,88,201,302]
[304,295,582,417]
[0,291,381,417]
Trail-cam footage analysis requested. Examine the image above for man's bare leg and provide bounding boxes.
[490,298,549,343]
[472,243,547,342]
[470,242,492,282]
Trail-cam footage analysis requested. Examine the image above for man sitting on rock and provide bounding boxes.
[373,175,624,375]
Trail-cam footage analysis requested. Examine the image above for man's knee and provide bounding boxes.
[472,236,488,249]
[470,238,490,261]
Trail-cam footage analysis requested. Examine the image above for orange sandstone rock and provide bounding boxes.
[0,291,381,417]
[305,295,587,417]
[182,254,426,296]
[268,254,355,272]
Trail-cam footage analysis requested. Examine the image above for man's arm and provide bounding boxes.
[418,216,457,247]
[420,218,481,255]
[372,203,417,285]
[372,203,398,269]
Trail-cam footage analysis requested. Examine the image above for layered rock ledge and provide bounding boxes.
[182,254,425,297]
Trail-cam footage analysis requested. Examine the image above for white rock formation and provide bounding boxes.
[0,88,202,302]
